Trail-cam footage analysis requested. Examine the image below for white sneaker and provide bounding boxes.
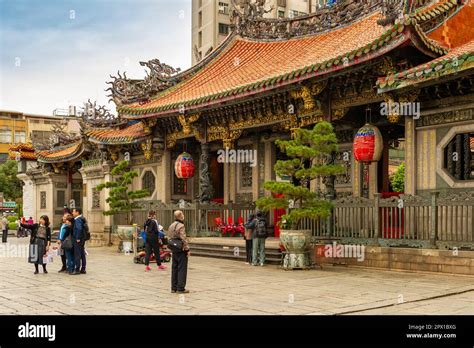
[260,264,264,266]
[245,262,249,264]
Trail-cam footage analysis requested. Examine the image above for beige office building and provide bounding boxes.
[192,0,326,65]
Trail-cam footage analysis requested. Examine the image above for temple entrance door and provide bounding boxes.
[377,126,405,238]
[210,152,224,203]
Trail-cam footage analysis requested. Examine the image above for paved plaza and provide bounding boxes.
[0,238,473,315]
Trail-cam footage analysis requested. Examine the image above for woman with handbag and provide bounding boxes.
[60,215,75,275]
[21,215,51,274]
[57,214,68,273]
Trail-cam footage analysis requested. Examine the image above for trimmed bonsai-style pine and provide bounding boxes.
[256,121,345,229]
[97,160,150,225]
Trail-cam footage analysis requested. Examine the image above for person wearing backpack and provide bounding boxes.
[72,207,88,275]
[167,210,190,294]
[144,210,166,272]
[243,214,256,265]
[252,211,267,266]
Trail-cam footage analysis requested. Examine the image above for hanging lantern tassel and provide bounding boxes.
[174,152,195,179]
[353,123,383,198]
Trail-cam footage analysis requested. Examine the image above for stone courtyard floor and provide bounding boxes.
[0,238,473,315]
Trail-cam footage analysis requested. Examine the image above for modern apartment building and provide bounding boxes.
[192,0,326,65]
[0,110,80,163]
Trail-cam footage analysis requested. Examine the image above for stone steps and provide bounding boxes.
[189,242,282,265]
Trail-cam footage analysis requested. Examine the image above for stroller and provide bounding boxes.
[133,230,171,264]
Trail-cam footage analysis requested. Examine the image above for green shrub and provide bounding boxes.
[8,222,17,230]
[7,216,18,223]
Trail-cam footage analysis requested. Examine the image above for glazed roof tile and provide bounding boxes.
[87,122,148,145]
[377,37,474,91]
[36,142,84,163]
[427,3,474,49]
[119,11,446,118]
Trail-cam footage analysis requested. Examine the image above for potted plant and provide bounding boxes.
[256,121,344,269]
[97,160,150,251]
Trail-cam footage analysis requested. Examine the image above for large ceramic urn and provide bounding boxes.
[280,229,312,270]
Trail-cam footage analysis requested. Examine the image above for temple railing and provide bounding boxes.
[113,201,255,237]
[112,191,474,248]
[309,191,474,249]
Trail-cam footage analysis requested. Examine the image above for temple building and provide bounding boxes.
[11,0,474,248]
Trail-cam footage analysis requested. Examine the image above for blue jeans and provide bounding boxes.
[252,238,265,265]
[65,249,74,273]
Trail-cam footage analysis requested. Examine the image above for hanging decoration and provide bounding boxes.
[353,107,384,198]
[174,152,195,179]
[353,123,383,163]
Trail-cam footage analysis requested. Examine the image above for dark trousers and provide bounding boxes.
[171,251,188,291]
[145,238,161,266]
[245,239,253,263]
[73,242,86,272]
[2,229,7,243]
[60,253,67,269]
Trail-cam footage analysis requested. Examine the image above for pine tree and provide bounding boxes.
[256,122,345,229]
[97,160,150,225]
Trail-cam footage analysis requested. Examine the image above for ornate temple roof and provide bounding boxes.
[118,10,447,118]
[426,2,474,49]
[377,40,474,92]
[36,141,85,164]
[377,2,474,92]
[8,143,37,160]
[86,122,148,145]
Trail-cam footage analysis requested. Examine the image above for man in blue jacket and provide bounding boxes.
[72,207,87,275]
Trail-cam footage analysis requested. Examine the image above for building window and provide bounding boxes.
[57,190,65,208]
[444,133,474,180]
[72,191,81,208]
[218,2,229,15]
[31,130,51,143]
[92,187,101,209]
[198,11,202,27]
[0,129,12,143]
[218,23,229,35]
[40,191,47,209]
[289,10,299,18]
[198,31,202,48]
[277,0,287,7]
[278,10,285,18]
[0,154,8,163]
[14,131,26,143]
[142,170,156,195]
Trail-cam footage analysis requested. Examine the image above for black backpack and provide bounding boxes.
[82,217,91,241]
[255,218,267,238]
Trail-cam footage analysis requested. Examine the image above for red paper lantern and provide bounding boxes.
[174,152,195,179]
[353,123,383,163]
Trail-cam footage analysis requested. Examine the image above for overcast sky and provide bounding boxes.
[0,0,192,115]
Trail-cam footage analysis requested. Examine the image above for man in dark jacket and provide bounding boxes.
[167,210,189,294]
[72,207,87,275]
[144,210,166,271]
[251,211,267,266]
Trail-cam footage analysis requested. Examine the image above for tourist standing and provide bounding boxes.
[72,207,87,275]
[167,210,190,294]
[61,215,75,275]
[144,210,166,271]
[57,214,69,273]
[244,214,256,265]
[252,211,267,266]
[1,214,8,243]
[27,217,33,225]
[21,215,51,274]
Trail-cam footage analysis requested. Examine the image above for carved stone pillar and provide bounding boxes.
[197,143,213,203]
